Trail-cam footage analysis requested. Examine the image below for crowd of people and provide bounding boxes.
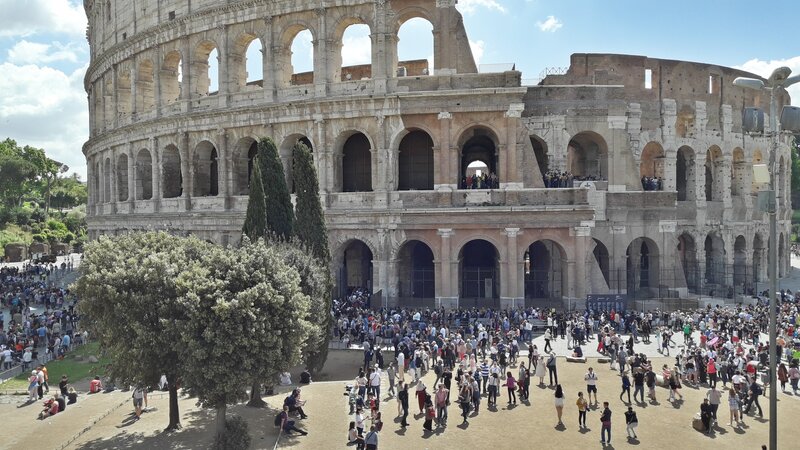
[330,291,800,446]
[640,176,664,191]
[543,171,606,188]
[460,172,500,190]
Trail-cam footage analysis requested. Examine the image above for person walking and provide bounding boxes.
[415,380,427,414]
[132,385,147,421]
[633,369,645,403]
[600,401,612,445]
[535,355,546,385]
[706,385,722,426]
[458,384,472,424]
[700,399,713,434]
[668,369,684,402]
[369,365,381,399]
[585,367,598,405]
[576,391,588,429]
[364,425,378,450]
[620,371,631,403]
[544,328,553,353]
[398,383,409,428]
[487,372,499,406]
[387,364,396,397]
[727,388,741,427]
[435,384,448,427]
[503,371,517,404]
[554,384,565,426]
[547,353,558,386]
[624,406,638,439]
[789,362,800,394]
[743,380,763,417]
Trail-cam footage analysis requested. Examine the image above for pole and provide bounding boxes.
[768,86,778,450]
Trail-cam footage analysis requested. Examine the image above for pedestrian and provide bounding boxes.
[554,384,565,426]
[669,369,684,402]
[547,352,558,386]
[387,363,396,397]
[743,380,763,417]
[576,391,588,428]
[348,421,365,450]
[535,355,546,385]
[544,328,553,353]
[600,401,612,445]
[624,406,638,439]
[369,365,381,399]
[364,425,378,450]
[487,372,499,406]
[706,385,721,426]
[789,362,800,394]
[778,363,788,391]
[423,397,435,431]
[415,380,427,413]
[585,367,598,405]
[700,399,713,434]
[458,385,472,424]
[633,369,645,403]
[503,371,517,404]
[620,371,631,403]
[398,383,409,427]
[132,385,147,421]
[435,384,448,427]
[727,388,741,427]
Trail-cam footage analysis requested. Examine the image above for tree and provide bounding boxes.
[178,238,317,438]
[292,142,330,262]
[74,232,212,432]
[0,155,37,207]
[241,162,267,241]
[257,137,294,240]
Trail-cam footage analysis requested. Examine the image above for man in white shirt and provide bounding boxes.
[369,365,382,399]
[396,352,405,383]
[585,367,599,404]
[1,347,12,370]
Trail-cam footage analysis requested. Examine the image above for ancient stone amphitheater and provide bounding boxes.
[83,0,793,309]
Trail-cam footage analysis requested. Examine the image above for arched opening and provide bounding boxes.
[731,148,746,197]
[676,146,695,201]
[459,128,498,189]
[162,145,182,198]
[752,149,767,193]
[396,17,433,77]
[339,22,372,81]
[459,239,499,300]
[568,131,608,180]
[286,27,314,85]
[590,238,610,292]
[103,75,113,128]
[779,232,786,278]
[753,233,765,285]
[530,135,549,182]
[231,34,263,90]
[135,59,155,113]
[398,129,434,190]
[733,235,748,295]
[135,149,153,200]
[341,133,372,192]
[161,51,182,105]
[103,157,112,203]
[337,240,373,298]
[193,141,218,197]
[639,142,664,191]
[524,240,566,301]
[116,154,129,201]
[396,240,435,299]
[678,233,699,292]
[626,237,660,296]
[233,138,258,195]
[704,146,723,201]
[193,41,218,96]
[704,233,726,288]
[117,69,131,122]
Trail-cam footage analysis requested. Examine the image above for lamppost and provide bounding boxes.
[734,66,800,450]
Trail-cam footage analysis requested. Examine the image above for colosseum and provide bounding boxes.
[83,0,793,310]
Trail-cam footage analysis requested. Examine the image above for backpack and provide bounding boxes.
[274,413,283,427]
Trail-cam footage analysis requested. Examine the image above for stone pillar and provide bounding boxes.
[503,104,524,188]
[435,112,454,190]
[127,143,136,206]
[262,17,276,102]
[574,226,591,302]
[154,48,163,117]
[86,155,95,212]
[152,136,161,212]
[313,8,329,97]
[502,228,522,308]
[217,129,231,205]
[180,38,192,111]
[180,132,192,210]
[216,25,230,106]
[111,65,119,129]
[693,157,705,202]
[663,150,677,191]
[437,228,457,308]
[129,63,138,119]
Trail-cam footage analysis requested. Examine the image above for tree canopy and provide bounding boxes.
[241,162,267,241]
[257,137,294,240]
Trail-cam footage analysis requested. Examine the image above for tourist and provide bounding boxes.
[364,425,378,450]
[743,380,763,417]
[600,401,612,444]
[386,363,396,397]
[355,408,366,436]
[348,421,365,450]
[423,396,435,431]
[279,405,308,436]
[503,371,517,404]
[668,368,684,402]
[28,370,39,402]
[619,371,631,404]
[778,363,788,391]
[132,385,147,421]
[535,355,546,385]
[700,399,713,434]
[576,391,588,429]
[789,362,800,394]
[585,367,598,405]
[369,365,381,399]
[435,384,448,427]
[547,353,558,386]
[38,397,59,419]
[398,383,409,428]
[706,385,722,426]
[458,384,472,424]
[284,388,308,419]
[415,379,427,414]
[544,328,553,353]
[58,375,69,396]
[624,406,638,439]
[54,392,66,412]
[487,372,499,406]
[727,388,741,427]
[67,387,77,404]
[89,376,102,394]
[554,384,565,426]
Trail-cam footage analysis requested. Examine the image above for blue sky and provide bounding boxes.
[0,0,798,180]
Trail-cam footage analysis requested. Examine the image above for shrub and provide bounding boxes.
[213,415,251,450]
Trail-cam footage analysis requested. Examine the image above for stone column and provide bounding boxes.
[154,47,163,117]
[503,228,522,308]
[127,143,136,206]
[313,8,329,97]
[217,129,231,206]
[574,226,591,302]
[663,150,677,191]
[180,38,192,111]
[180,132,192,210]
[86,155,95,213]
[503,104,524,188]
[437,228,457,308]
[435,112,453,190]
[152,136,161,212]
[216,25,230,106]
[262,17,276,102]
[129,63,138,119]
[111,65,119,129]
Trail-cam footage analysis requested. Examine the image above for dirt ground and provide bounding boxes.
[2,349,789,450]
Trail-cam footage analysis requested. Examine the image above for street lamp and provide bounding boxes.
[733,66,800,450]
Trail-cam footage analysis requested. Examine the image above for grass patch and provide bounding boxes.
[0,224,33,258]
[1,342,110,392]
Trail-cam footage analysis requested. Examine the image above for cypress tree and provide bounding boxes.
[257,137,294,240]
[292,142,330,261]
[242,162,267,241]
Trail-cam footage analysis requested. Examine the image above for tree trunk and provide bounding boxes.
[247,381,266,408]
[215,405,227,439]
[164,383,182,432]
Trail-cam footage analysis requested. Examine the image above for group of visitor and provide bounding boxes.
[460,172,499,190]
[640,176,663,191]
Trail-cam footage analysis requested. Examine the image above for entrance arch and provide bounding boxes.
[459,128,498,188]
[677,233,698,292]
[639,142,664,190]
[676,146,695,201]
[233,137,258,195]
[162,145,182,198]
[341,132,372,192]
[396,240,435,299]
[733,235,748,295]
[337,240,374,298]
[704,233,726,286]
[398,130,434,190]
[280,135,313,193]
[193,141,218,197]
[568,131,607,180]
[135,149,153,200]
[590,238,610,292]
[753,233,765,284]
[530,135,548,180]
[524,240,566,301]
[626,237,660,295]
[459,239,499,300]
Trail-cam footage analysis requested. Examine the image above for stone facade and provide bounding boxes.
[83,0,793,309]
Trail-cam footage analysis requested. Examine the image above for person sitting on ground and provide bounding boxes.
[284,388,308,419]
[54,392,66,412]
[89,376,102,394]
[280,371,292,386]
[300,369,312,384]
[572,345,583,358]
[279,405,308,436]
[347,421,365,450]
[67,387,78,404]
[38,397,59,419]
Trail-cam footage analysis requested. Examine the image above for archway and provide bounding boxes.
[232,33,263,90]
[337,240,373,298]
[677,233,698,292]
[530,135,548,181]
[162,145,182,198]
[339,23,372,81]
[116,154,129,201]
[676,146,695,201]
[753,233,765,285]
[280,135,313,193]
[135,59,155,113]
[233,138,258,195]
[591,238,610,291]
[161,50,182,104]
[341,133,372,192]
[459,239,499,299]
[459,128,498,188]
[396,240,435,299]
[287,27,314,85]
[639,142,664,190]
[135,149,153,200]
[192,41,218,96]
[704,146,723,201]
[733,235,748,295]
[396,17,433,76]
[626,237,660,296]
[704,233,726,287]
[193,141,218,197]
[568,131,607,180]
[524,240,566,301]
[398,130,434,190]
[731,148,746,197]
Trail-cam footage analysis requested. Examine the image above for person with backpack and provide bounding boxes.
[624,406,638,439]
[547,352,558,386]
[132,385,147,421]
[600,401,612,444]
[743,380,763,417]
[364,425,378,450]
[277,405,307,436]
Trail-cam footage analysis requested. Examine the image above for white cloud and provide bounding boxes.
[341,25,372,67]
[0,0,86,38]
[0,62,89,179]
[7,40,82,65]
[735,56,800,106]
[457,0,506,15]
[469,40,485,65]
[536,15,563,33]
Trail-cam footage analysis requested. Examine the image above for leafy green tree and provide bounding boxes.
[292,142,330,262]
[178,238,316,437]
[257,137,294,240]
[0,155,37,208]
[242,162,268,241]
[74,232,212,431]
